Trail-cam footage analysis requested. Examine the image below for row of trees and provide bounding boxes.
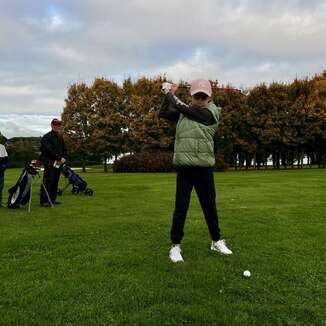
[62,73,326,171]
[1,137,40,168]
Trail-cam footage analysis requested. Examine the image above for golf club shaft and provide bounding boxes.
[42,182,55,208]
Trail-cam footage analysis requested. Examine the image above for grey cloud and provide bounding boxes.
[0,114,55,138]
[0,0,325,130]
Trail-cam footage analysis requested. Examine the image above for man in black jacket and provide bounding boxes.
[40,119,66,207]
[0,143,8,208]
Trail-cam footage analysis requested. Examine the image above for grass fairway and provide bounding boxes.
[0,168,325,325]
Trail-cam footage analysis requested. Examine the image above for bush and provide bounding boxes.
[113,151,229,172]
[113,152,175,172]
[7,151,39,168]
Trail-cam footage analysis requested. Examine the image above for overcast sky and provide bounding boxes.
[0,0,325,138]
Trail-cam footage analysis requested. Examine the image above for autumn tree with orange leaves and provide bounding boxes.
[62,72,326,171]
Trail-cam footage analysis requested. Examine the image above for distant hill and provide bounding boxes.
[6,137,41,152]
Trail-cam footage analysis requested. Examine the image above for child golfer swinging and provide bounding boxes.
[159,79,232,263]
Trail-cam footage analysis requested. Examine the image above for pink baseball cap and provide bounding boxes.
[190,79,212,97]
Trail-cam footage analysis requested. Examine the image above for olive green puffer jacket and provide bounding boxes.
[173,102,221,167]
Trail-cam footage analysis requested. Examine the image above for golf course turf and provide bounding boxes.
[1,168,325,325]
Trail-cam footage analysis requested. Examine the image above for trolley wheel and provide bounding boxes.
[85,188,93,196]
[72,186,80,194]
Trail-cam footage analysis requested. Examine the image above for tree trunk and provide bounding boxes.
[308,155,311,169]
[82,155,86,173]
[281,151,287,170]
[264,154,268,170]
[245,153,250,170]
[275,151,280,170]
[272,152,276,170]
[234,153,238,171]
[104,158,108,173]
[239,153,245,170]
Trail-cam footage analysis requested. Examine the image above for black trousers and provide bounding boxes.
[40,164,61,205]
[171,166,221,244]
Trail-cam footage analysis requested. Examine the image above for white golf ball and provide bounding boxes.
[243,270,251,277]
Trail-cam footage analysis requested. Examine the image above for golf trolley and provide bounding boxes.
[7,160,54,211]
[57,164,93,197]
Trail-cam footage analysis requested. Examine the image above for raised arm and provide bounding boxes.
[158,94,180,122]
[164,93,216,126]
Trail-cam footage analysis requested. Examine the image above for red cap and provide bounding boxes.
[51,118,62,126]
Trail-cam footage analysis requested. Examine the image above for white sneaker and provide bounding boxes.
[169,245,184,263]
[211,239,233,255]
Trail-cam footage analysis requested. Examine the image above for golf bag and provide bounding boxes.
[8,160,41,208]
[58,164,93,196]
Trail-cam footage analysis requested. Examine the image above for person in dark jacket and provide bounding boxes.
[40,119,66,207]
[0,143,9,208]
[159,80,232,263]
